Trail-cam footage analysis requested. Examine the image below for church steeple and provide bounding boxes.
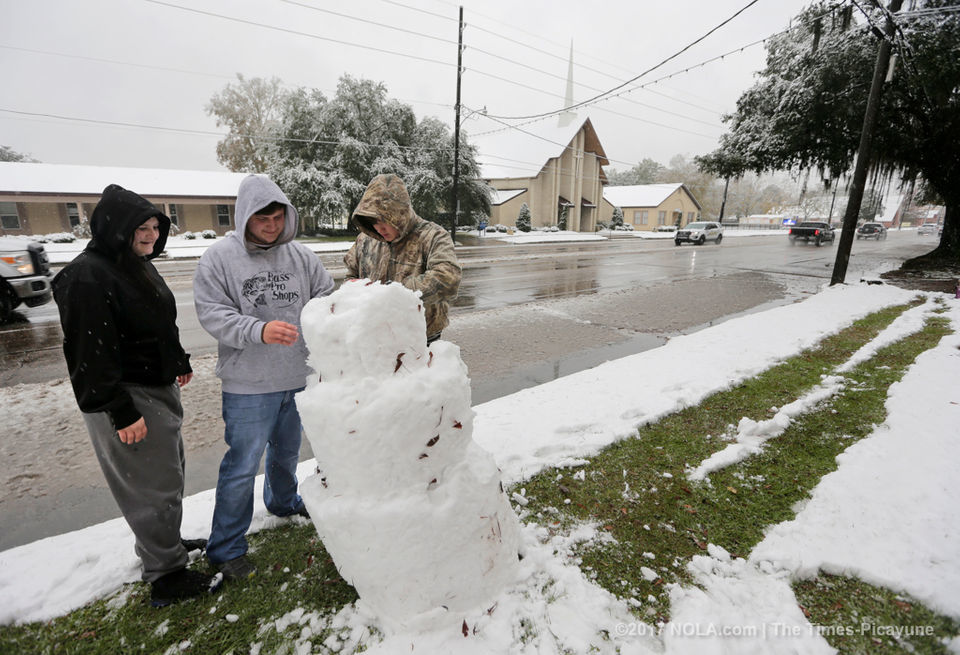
[558,39,576,128]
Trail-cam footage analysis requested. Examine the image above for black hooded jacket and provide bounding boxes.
[52,184,191,430]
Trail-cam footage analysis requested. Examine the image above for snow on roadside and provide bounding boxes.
[686,296,940,482]
[473,282,916,487]
[662,299,960,652]
[751,299,960,620]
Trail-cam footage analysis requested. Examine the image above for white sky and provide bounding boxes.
[0,247,958,653]
[1,0,814,173]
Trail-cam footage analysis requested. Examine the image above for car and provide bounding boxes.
[856,222,887,240]
[0,240,54,322]
[917,223,938,236]
[788,221,836,246]
[675,221,723,246]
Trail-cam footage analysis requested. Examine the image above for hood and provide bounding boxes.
[233,174,299,249]
[89,184,169,259]
[350,174,417,241]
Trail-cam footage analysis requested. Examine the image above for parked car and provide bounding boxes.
[675,221,723,246]
[0,240,54,322]
[856,222,887,240]
[917,223,938,236]
[788,221,835,246]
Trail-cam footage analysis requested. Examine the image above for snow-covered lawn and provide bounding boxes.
[1,281,957,654]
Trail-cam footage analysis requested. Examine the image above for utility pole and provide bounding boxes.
[718,176,730,222]
[450,6,464,246]
[831,0,902,285]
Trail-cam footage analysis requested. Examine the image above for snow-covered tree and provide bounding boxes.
[697,0,960,267]
[606,158,664,186]
[211,75,489,233]
[0,145,37,162]
[206,74,288,172]
[516,203,531,232]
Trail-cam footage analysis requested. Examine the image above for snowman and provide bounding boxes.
[296,280,521,630]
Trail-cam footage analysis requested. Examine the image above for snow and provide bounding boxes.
[1,253,959,653]
[602,183,688,209]
[0,161,247,197]
[23,235,353,264]
[295,282,521,630]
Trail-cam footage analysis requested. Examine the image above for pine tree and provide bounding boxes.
[516,203,531,232]
[612,207,624,228]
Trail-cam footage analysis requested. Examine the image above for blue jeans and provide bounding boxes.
[207,388,305,565]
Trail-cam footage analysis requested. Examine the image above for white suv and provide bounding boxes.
[675,221,723,246]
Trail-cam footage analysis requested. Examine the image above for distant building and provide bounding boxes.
[601,184,702,231]
[473,118,609,232]
[0,162,248,237]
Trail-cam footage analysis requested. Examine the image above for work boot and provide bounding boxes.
[150,568,222,608]
[180,537,207,553]
[215,555,257,581]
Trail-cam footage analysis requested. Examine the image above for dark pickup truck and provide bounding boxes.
[788,222,835,246]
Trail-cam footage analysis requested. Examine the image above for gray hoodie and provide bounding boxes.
[194,174,334,394]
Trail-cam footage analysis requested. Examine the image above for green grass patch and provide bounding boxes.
[0,522,360,655]
[793,575,960,654]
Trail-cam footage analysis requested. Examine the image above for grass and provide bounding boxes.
[519,299,959,652]
[1,298,957,654]
[0,523,360,654]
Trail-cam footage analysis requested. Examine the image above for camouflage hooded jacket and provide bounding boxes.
[344,174,461,337]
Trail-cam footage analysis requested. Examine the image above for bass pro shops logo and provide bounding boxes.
[241,271,301,308]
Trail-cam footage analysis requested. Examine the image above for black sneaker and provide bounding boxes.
[296,505,310,519]
[180,538,207,553]
[215,555,257,581]
[150,568,222,608]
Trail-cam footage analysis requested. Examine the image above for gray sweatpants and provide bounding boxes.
[83,383,188,582]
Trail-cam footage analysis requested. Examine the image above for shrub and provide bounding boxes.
[201,229,217,239]
[516,203,531,232]
[48,232,76,243]
[72,219,92,239]
[182,231,197,240]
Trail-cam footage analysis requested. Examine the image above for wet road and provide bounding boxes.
[0,231,932,387]
[0,230,935,549]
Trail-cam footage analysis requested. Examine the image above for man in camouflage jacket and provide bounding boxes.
[345,173,462,342]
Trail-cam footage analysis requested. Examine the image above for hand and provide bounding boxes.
[262,320,299,346]
[177,373,193,387]
[117,417,147,444]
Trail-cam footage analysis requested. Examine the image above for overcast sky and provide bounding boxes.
[1,0,814,173]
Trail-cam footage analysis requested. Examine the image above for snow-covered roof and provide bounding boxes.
[0,162,248,198]
[603,183,687,209]
[489,188,526,206]
[468,117,608,180]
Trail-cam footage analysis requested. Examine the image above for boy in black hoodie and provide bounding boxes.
[53,184,220,607]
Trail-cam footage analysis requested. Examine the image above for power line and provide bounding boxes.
[484,0,764,121]
[0,107,450,153]
[0,44,235,80]
[142,0,454,69]
[274,0,722,131]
